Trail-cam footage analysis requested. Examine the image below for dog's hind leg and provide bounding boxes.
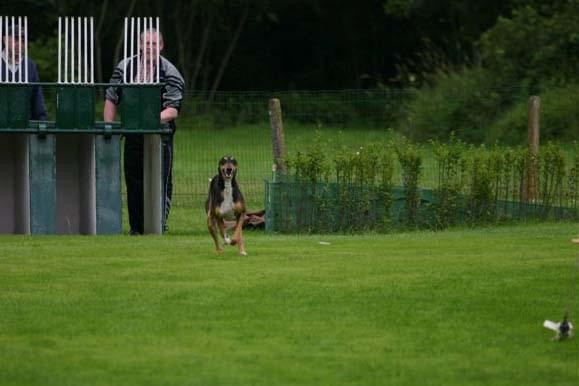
[207,213,223,254]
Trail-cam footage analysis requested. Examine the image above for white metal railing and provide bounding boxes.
[0,16,28,83]
[58,16,94,84]
[123,17,160,84]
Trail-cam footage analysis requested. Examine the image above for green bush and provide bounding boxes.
[273,90,412,128]
[488,84,579,144]
[278,138,577,233]
[283,137,397,232]
[431,135,466,228]
[479,3,579,87]
[400,67,521,143]
[29,37,58,83]
[395,138,423,227]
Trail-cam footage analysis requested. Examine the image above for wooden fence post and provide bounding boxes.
[269,98,287,179]
[525,95,540,202]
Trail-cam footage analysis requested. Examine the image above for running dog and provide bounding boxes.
[205,156,247,255]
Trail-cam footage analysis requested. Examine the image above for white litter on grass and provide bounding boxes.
[318,241,331,245]
[543,319,574,341]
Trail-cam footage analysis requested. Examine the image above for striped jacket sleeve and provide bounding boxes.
[105,58,129,104]
[161,57,185,111]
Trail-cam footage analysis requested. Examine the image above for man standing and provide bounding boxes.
[104,28,184,235]
[0,24,47,120]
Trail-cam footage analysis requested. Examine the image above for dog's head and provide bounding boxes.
[218,155,238,180]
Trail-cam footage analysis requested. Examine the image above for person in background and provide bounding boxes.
[103,28,184,235]
[0,24,47,120]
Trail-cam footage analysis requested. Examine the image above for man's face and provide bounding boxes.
[140,32,163,63]
[3,34,23,62]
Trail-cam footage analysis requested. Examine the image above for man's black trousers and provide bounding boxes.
[123,134,174,234]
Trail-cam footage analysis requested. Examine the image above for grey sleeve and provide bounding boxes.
[161,59,185,111]
[105,59,127,104]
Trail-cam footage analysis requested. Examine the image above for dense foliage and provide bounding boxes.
[271,138,579,233]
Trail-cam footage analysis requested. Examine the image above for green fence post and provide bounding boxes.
[265,180,273,233]
[96,133,122,234]
[29,133,56,234]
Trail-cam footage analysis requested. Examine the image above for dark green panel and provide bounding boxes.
[121,85,161,132]
[95,135,122,234]
[29,134,56,234]
[0,85,31,129]
[56,85,95,130]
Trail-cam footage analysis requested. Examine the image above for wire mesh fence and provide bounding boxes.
[143,89,577,233]
[167,89,422,231]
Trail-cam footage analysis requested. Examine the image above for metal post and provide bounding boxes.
[143,134,162,234]
[269,98,287,179]
[525,96,540,202]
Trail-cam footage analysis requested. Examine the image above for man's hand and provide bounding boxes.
[103,99,117,122]
[161,107,178,123]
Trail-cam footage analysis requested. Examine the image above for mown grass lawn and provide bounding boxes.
[1,223,578,386]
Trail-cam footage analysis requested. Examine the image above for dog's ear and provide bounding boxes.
[218,157,225,175]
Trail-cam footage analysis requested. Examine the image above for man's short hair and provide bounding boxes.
[5,24,24,37]
[140,29,164,44]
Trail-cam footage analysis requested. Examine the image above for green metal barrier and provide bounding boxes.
[121,85,161,132]
[0,82,164,235]
[95,135,122,234]
[29,134,56,234]
[56,85,95,130]
[0,85,31,129]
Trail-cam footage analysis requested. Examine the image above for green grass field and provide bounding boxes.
[1,223,578,385]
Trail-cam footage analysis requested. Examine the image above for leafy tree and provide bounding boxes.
[28,37,58,83]
[383,0,511,86]
[478,1,579,88]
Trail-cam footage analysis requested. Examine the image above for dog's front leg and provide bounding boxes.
[207,213,223,254]
[232,213,247,256]
[216,218,231,245]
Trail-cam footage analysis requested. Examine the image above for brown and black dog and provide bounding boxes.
[205,156,247,255]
